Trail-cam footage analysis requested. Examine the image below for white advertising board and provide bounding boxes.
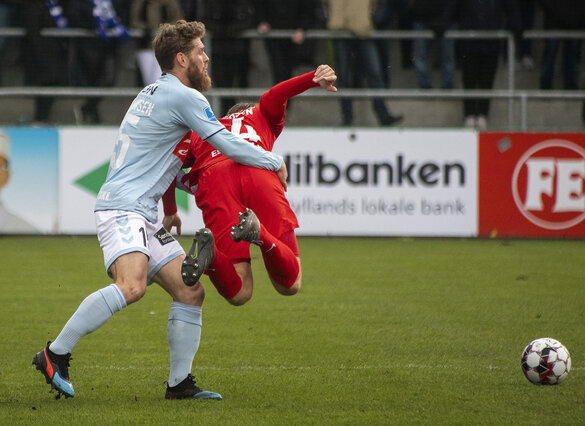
[58,127,477,236]
[59,127,204,234]
[273,128,478,236]
[59,127,118,233]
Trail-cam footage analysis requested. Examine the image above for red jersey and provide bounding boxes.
[180,70,318,191]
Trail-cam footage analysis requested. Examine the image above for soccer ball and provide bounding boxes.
[521,337,571,385]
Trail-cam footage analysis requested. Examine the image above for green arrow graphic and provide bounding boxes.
[74,162,190,212]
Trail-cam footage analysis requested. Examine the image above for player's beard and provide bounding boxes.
[187,63,212,92]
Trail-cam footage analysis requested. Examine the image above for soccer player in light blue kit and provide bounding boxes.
[32,20,287,400]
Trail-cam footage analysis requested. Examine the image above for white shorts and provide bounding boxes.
[95,210,184,284]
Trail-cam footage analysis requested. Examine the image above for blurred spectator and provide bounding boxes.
[325,0,403,126]
[517,0,536,70]
[199,0,255,116]
[254,0,320,84]
[130,0,183,86]
[444,0,522,130]
[0,0,17,85]
[372,0,409,88]
[21,0,69,124]
[408,0,455,89]
[65,0,129,124]
[178,0,198,21]
[537,0,585,90]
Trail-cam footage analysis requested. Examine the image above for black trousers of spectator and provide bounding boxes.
[458,43,499,117]
[209,38,250,116]
[265,39,302,84]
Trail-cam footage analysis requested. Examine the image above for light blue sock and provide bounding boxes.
[50,284,127,355]
[167,302,202,387]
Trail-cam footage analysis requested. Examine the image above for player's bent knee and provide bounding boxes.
[227,286,252,306]
[272,269,302,296]
[117,281,147,304]
[273,280,301,296]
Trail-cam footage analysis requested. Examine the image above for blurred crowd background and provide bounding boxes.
[0,0,584,130]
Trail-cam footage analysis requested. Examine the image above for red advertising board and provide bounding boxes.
[479,133,585,237]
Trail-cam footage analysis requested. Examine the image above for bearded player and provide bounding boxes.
[32,20,286,401]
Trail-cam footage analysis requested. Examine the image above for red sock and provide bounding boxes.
[205,247,242,299]
[257,228,299,288]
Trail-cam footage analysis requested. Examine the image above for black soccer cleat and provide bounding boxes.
[182,228,215,286]
[231,208,260,244]
[32,341,75,399]
[165,374,222,400]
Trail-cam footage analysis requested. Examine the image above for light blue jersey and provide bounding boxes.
[95,73,283,222]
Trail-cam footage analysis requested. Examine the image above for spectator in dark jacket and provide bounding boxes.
[538,0,585,91]
[21,0,69,123]
[0,0,18,85]
[444,0,522,129]
[254,0,319,84]
[408,0,456,89]
[65,0,128,124]
[198,1,256,116]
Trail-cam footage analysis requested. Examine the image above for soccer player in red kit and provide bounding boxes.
[163,64,337,305]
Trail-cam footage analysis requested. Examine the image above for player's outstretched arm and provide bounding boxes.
[206,130,283,171]
[259,65,338,130]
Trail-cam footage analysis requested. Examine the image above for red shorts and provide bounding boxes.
[194,160,299,262]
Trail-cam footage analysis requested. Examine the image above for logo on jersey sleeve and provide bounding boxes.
[173,131,191,162]
[204,107,218,122]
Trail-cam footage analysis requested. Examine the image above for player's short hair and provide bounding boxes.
[153,20,206,71]
[226,102,257,116]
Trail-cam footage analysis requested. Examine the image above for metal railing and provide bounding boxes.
[1,28,585,129]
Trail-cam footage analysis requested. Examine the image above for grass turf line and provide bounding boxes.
[0,236,583,424]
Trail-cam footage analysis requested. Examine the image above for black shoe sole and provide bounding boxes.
[182,228,214,286]
[231,208,260,243]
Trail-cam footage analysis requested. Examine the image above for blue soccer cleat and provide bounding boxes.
[32,341,75,399]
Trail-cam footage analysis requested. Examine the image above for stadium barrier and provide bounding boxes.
[1,28,585,129]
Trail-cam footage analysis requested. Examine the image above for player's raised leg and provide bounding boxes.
[184,227,254,306]
[232,208,301,295]
[182,228,215,286]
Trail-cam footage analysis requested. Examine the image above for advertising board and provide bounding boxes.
[479,133,585,237]
[57,128,478,236]
[275,129,478,236]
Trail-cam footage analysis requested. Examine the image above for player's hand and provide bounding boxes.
[163,213,182,236]
[277,160,288,192]
[313,64,338,92]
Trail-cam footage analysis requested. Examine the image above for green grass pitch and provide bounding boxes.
[1,236,584,425]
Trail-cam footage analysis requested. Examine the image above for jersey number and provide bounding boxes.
[111,113,140,170]
[230,117,261,145]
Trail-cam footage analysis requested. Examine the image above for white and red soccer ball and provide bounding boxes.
[521,338,571,385]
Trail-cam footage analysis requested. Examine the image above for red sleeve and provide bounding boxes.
[259,70,318,135]
[183,149,194,169]
[162,179,177,216]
